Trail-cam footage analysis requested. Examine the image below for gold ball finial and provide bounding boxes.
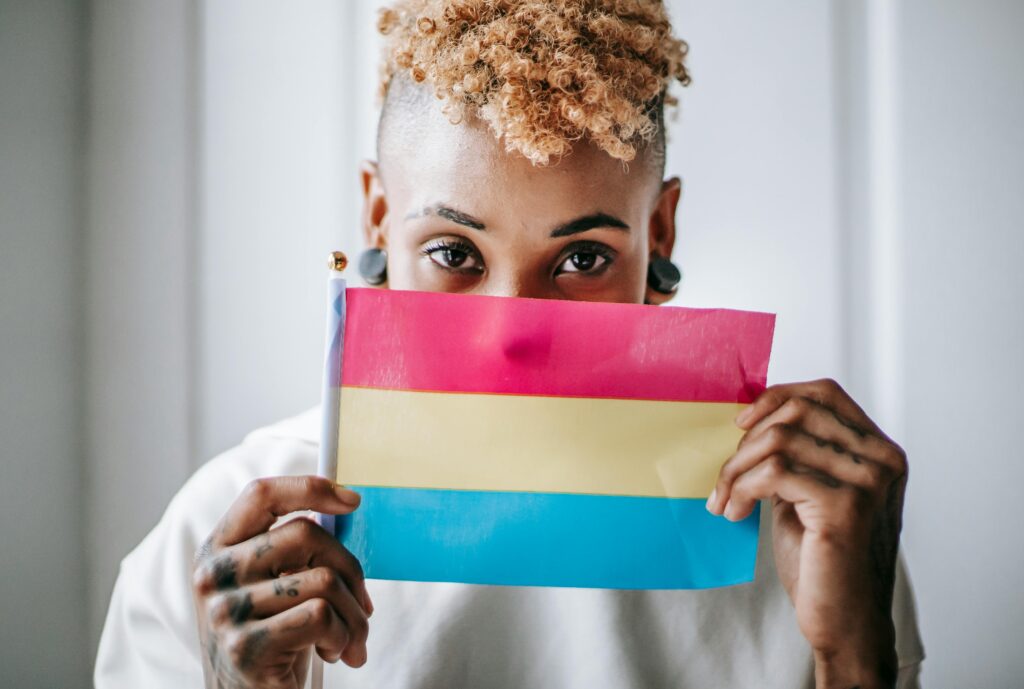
[327,251,348,272]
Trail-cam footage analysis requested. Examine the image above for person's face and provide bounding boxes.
[362,103,680,305]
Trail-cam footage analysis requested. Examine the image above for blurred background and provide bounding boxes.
[1,1,1022,687]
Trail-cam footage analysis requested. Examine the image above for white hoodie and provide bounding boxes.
[95,407,925,688]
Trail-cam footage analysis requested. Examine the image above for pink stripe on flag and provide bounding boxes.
[339,288,775,403]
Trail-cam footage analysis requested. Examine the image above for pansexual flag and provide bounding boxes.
[317,280,775,590]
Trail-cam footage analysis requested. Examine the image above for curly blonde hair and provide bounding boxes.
[377,0,690,166]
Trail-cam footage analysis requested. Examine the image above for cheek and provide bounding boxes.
[581,254,647,304]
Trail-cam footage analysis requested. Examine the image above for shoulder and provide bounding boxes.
[143,406,323,559]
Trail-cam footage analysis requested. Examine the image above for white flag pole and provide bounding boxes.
[311,251,349,689]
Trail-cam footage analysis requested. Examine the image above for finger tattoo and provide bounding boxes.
[273,577,300,597]
[813,435,863,464]
[211,555,238,590]
[238,628,270,671]
[227,592,254,626]
[831,408,867,438]
[195,537,214,565]
[254,534,273,560]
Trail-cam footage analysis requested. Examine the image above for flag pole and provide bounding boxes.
[311,251,348,689]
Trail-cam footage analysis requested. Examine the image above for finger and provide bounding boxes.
[212,476,360,547]
[270,597,359,666]
[257,568,369,666]
[741,397,901,466]
[207,567,370,666]
[739,395,907,474]
[225,598,353,670]
[734,379,885,439]
[724,450,868,528]
[197,517,372,615]
[710,424,891,515]
[722,454,856,523]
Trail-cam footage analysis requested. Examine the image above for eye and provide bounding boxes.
[422,238,484,272]
[555,242,614,275]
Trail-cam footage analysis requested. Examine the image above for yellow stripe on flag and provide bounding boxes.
[337,387,745,499]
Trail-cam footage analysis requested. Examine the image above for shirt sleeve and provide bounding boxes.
[893,550,926,688]
[93,495,207,688]
[94,432,314,688]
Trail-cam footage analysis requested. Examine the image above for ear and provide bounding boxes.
[645,176,682,305]
[360,159,389,250]
[648,176,680,258]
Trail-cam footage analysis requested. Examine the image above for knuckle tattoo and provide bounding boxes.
[194,537,214,565]
[253,532,274,560]
[831,408,867,438]
[210,554,239,590]
[273,577,301,598]
[234,628,270,671]
[226,591,254,626]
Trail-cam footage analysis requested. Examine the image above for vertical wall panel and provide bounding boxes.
[0,1,89,686]
[85,0,196,650]
[898,1,1024,686]
[198,1,358,461]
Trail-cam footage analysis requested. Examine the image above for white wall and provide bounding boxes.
[898,1,1024,686]
[667,0,845,387]
[0,1,89,686]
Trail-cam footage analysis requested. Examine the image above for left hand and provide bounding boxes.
[706,378,907,689]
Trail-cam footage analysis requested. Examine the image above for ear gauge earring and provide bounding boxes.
[358,248,388,286]
[647,255,682,295]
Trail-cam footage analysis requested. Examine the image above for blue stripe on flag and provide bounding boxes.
[337,486,759,589]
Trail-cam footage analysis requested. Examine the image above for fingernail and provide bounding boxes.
[334,484,361,506]
[735,405,754,428]
[705,489,717,514]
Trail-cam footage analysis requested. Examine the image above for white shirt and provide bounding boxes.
[95,407,925,688]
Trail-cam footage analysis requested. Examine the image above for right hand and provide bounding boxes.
[192,476,372,689]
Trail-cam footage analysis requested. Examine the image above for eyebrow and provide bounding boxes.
[405,205,630,237]
[549,212,630,238]
[406,204,486,231]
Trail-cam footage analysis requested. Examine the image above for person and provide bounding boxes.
[95,1,925,687]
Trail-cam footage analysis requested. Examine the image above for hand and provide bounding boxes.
[192,476,372,689]
[706,379,907,689]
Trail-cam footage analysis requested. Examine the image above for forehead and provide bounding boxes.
[378,95,659,223]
